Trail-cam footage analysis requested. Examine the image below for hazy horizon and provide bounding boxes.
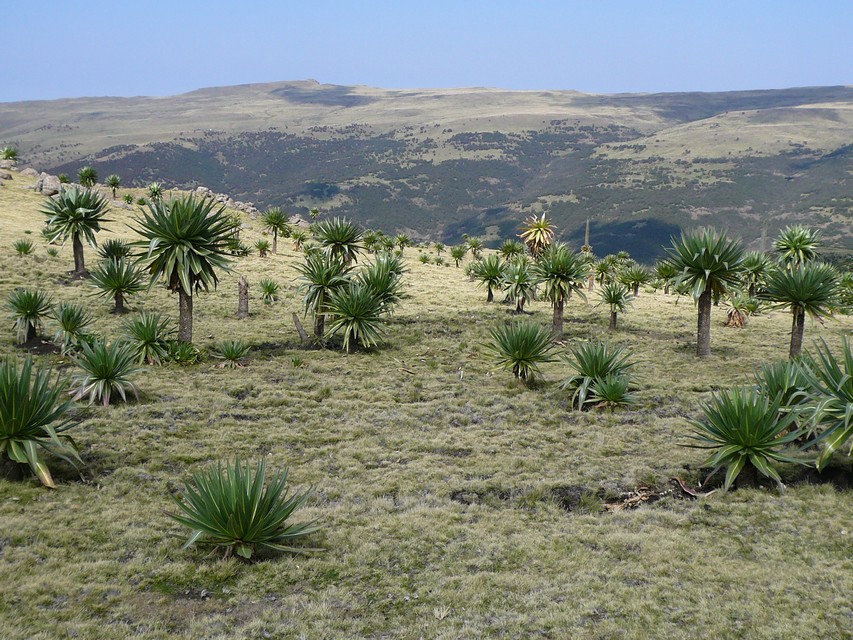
[2,0,851,102]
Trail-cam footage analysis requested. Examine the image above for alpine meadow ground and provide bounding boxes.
[0,170,851,639]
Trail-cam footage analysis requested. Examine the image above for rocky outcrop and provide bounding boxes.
[19,167,38,177]
[0,160,15,170]
[195,185,258,216]
[35,172,62,196]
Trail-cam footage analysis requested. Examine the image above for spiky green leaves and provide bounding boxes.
[51,302,93,355]
[485,320,557,381]
[132,195,233,295]
[312,217,365,263]
[7,288,52,343]
[77,166,98,188]
[0,356,80,487]
[799,338,853,470]
[121,312,176,365]
[41,187,112,249]
[261,207,290,253]
[213,340,251,368]
[471,254,505,302]
[325,284,386,352]
[533,243,588,306]
[762,262,838,319]
[518,213,555,258]
[167,458,320,559]
[259,278,280,304]
[561,341,636,409]
[71,339,141,406]
[774,225,821,270]
[667,227,745,301]
[686,387,805,491]
[89,258,145,312]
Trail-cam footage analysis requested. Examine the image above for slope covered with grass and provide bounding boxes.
[0,171,851,639]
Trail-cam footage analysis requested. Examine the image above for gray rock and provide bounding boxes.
[0,160,14,170]
[35,173,62,196]
[19,167,38,177]
[0,171,12,180]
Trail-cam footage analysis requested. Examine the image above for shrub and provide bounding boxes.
[561,341,636,409]
[255,238,271,258]
[51,302,94,355]
[357,255,405,314]
[259,278,280,304]
[13,239,35,256]
[587,373,638,409]
[147,182,164,202]
[213,340,251,368]
[1,146,18,161]
[71,339,141,406]
[798,337,853,469]
[89,258,145,314]
[168,340,201,366]
[0,356,80,487]
[122,312,175,365]
[325,284,386,352]
[418,254,431,264]
[685,386,805,490]
[97,238,132,261]
[7,288,52,343]
[58,173,70,184]
[46,247,59,258]
[123,194,134,204]
[166,458,320,559]
[77,166,98,188]
[312,216,364,263]
[484,320,557,381]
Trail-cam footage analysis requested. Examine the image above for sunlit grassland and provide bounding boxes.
[0,171,851,639]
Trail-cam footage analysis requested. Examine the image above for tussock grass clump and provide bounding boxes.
[121,312,175,365]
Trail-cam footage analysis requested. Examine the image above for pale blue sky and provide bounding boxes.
[2,0,851,101]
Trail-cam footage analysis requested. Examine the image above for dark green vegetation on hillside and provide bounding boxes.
[3,82,852,262]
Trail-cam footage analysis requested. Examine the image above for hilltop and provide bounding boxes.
[2,81,852,261]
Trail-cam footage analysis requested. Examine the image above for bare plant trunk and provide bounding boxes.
[610,311,617,330]
[633,283,639,297]
[292,313,309,343]
[24,322,36,343]
[114,292,126,314]
[516,299,525,314]
[697,286,712,357]
[487,286,494,303]
[552,298,564,337]
[72,234,85,275]
[664,283,670,295]
[236,276,249,319]
[314,314,325,340]
[789,307,806,360]
[272,232,278,254]
[748,283,756,298]
[588,275,594,292]
[178,289,193,343]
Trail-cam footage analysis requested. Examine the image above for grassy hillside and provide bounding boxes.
[2,82,853,261]
[0,171,851,639]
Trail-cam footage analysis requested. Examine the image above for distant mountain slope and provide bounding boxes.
[2,81,851,262]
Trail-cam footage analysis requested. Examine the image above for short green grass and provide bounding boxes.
[0,170,851,639]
